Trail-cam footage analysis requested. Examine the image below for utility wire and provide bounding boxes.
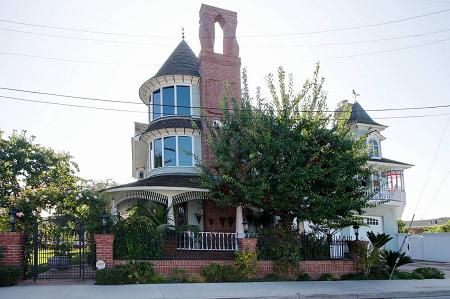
[1,95,450,120]
[1,87,450,113]
[420,169,450,219]
[0,27,171,45]
[3,25,450,47]
[0,8,449,38]
[2,35,450,67]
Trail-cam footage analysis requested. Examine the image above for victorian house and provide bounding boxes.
[105,4,411,251]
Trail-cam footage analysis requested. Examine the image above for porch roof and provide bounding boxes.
[105,174,204,191]
[369,157,413,167]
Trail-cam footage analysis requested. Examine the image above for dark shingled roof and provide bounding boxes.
[153,40,200,79]
[144,117,201,134]
[369,157,413,166]
[106,174,203,190]
[349,102,384,127]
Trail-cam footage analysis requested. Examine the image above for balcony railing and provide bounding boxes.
[177,232,238,251]
[367,187,405,204]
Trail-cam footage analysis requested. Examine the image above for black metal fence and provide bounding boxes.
[257,233,353,261]
[113,227,352,261]
[32,217,96,280]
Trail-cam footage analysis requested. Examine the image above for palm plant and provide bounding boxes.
[366,232,393,275]
[382,250,413,270]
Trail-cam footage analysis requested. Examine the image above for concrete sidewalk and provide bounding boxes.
[2,279,450,299]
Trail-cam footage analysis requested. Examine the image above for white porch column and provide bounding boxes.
[167,196,175,225]
[235,205,244,238]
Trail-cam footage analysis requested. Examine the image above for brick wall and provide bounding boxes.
[0,232,25,266]
[94,234,114,267]
[113,259,356,279]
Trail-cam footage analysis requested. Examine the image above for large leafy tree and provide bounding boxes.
[200,64,371,230]
[0,130,79,226]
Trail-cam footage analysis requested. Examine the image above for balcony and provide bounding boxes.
[367,187,405,207]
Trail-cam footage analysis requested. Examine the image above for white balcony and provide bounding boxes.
[367,187,405,207]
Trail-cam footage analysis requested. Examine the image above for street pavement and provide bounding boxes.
[2,278,450,299]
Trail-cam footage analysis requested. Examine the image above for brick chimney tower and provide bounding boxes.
[198,4,241,161]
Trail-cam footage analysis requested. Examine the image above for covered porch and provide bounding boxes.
[104,175,246,252]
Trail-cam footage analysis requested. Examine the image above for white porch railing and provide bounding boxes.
[177,232,238,251]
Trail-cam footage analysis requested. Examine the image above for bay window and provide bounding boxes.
[386,170,404,191]
[152,136,193,168]
[151,85,191,120]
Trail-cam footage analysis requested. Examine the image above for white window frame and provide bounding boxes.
[368,139,381,158]
[151,135,194,169]
[149,84,193,121]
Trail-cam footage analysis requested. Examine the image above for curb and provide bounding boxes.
[230,289,450,299]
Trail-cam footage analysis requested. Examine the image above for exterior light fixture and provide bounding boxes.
[8,208,17,232]
[242,219,249,237]
[353,224,360,241]
[100,212,109,234]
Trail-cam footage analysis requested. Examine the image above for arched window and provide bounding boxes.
[368,139,380,158]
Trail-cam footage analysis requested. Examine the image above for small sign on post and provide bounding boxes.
[96,260,106,270]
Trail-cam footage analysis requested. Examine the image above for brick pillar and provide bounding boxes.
[347,240,369,273]
[94,234,114,267]
[0,232,25,266]
[238,237,257,253]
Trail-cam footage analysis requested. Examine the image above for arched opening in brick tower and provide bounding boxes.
[213,15,225,54]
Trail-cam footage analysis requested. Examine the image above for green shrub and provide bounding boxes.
[96,265,131,285]
[413,267,445,279]
[234,251,257,279]
[96,261,161,285]
[200,263,241,282]
[340,272,367,280]
[393,270,424,280]
[382,250,413,270]
[167,268,190,283]
[296,272,311,281]
[0,265,22,287]
[318,273,340,281]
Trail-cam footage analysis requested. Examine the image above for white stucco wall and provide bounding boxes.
[363,204,401,251]
[399,232,450,262]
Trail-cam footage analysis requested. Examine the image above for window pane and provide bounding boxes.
[178,136,193,166]
[154,138,162,168]
[162,86,175,116]
[152,90,161,120]
[177,86,191,116]
[164,136,176,166]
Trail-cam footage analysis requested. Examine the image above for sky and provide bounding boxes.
[0,0,449,221]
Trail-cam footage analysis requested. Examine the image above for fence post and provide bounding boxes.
[94,234,114,268]
[238,237,257,253]
[0,231,25,267]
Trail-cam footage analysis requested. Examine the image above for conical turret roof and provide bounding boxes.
[349,102,384,127]
[152,40,200,78]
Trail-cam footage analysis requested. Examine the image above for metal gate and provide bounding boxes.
[33,217,95,280]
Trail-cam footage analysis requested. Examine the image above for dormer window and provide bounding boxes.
[368,139,380,158]
[151,85,191,120]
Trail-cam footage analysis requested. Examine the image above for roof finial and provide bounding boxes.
[182,27,185,40]
[352,89,360,102]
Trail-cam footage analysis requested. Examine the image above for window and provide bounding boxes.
[176,203,187,226]
[386,170,404,191]
[152,90,161,120]
[178,136,193,166]
[151,85,191,120]
[152,136,193,168]
[365,218,379,226]
[164,136,176,166]
[368,139,380,158]
[154,138,162,168]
